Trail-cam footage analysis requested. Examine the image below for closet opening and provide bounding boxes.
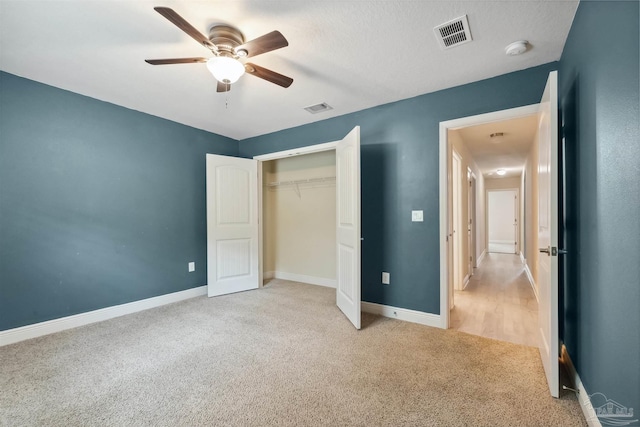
[260,150,337,289]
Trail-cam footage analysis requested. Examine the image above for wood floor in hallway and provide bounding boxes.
[450,252,538,347]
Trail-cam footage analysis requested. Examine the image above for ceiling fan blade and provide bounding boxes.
[217,81,231,93]
[235,31,288,58]
[244,63,293,88]
[154,7,216,51]
[145,57,208,65]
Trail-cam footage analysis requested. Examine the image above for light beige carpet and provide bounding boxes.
[0,280,586,426]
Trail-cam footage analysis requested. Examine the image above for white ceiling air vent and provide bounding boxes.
[434,15,473,50]
[304,102,333,114]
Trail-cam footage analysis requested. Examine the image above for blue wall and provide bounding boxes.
[559,0,639,416]
[0,72,237,330]
[239,62,558,315]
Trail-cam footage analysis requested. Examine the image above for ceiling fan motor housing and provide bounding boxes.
[209,25,245,56]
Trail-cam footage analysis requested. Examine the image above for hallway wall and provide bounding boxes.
[449,130,485,275]
[524,132,539,290]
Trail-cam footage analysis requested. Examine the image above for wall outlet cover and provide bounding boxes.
[188,262,195,272]
[382,272,390,284]
[412,210,424,222]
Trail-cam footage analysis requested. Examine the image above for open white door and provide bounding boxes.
[537,71,560,398]
[206,154,259,297]
[336,126,361,329]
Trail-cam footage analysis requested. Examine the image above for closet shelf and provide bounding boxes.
[266,176,336,188]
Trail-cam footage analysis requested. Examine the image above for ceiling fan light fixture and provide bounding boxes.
[206,56,245,84]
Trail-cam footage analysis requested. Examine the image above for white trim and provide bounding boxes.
[253,141,337,161]
[462,274,470,290]
[440,104,539,331]
[439,119,450,329]
[562,345,602,427]
[361,302,441,328]
[477,249,486,266]
[520,251,526,264]
[524,263,539,302]
[265,271,336,288]
[489,239,516,245]
[258,161,264,288]
[0,286,207,347]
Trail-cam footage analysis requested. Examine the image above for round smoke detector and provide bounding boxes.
[505,40,528,56]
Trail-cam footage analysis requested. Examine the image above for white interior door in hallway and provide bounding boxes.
[451,150,464,297]
[468,172,477,274]
[536,71,560,398]
[487,189,518,254]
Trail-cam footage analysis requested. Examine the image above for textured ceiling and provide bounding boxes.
[0,1,578,140]
[456,114,539,178]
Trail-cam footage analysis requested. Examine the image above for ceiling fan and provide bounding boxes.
[145,7,293,92]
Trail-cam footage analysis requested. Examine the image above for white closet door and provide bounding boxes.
[206,154,259,297]
[336,127,362,329]
[537,71,560,398]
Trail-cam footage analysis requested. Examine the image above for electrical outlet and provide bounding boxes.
[411,210,424,222]
[188,262,195,272]
[382,272,390,285]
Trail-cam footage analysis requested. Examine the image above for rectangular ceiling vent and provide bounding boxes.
[434,15,473,50]
[304,102,333,114]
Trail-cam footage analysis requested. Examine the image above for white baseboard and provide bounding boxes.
[524,263,539,302]
[562,345,602,427]
[361,302,441,329]
[0,286,207,347]
[489,240,515,245]
[265,271,336,288]
[462,274,470,290]
[519,251,526,264]
[477,250,486,266]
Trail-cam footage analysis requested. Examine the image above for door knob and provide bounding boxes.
[539,247,550,255]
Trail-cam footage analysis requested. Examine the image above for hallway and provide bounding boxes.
[450,253,538,347]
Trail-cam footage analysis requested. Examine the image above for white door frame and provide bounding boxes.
[439,104,539,329]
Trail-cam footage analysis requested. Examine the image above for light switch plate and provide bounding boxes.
[382,272,390,284]
[411,210,424,222]
[188,262,195,272]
